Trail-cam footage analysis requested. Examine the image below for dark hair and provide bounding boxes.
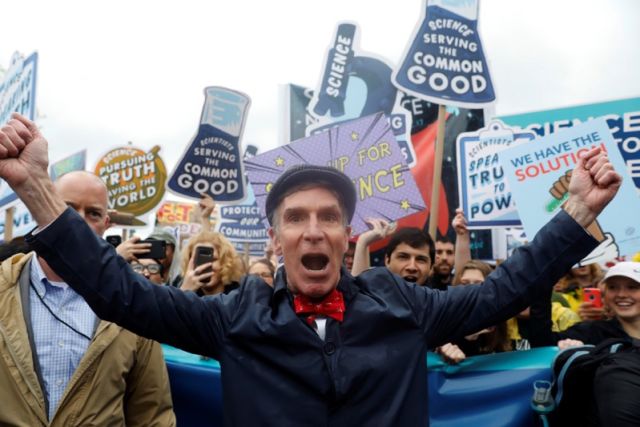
[385,228,435,263]
[436,235,454,245]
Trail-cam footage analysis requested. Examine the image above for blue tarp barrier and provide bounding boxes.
[163,345,557,426]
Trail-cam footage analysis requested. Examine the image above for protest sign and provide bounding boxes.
[94,145,167,217]
[168,87,250,203]
[393,0,495,108]
[0,202,35,239]
[457,120,535,228]
[0,51,38,209]
[50,150,87,181]
[500,96,640,192]
[502,118,640,265]
[306,23,416,167]
[245,113,426,236]
[280,84,318,144]
[216,185,268,257]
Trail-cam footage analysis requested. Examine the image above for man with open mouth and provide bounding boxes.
[0,113,623,426]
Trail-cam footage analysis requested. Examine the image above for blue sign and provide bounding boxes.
[500,96,640,192]
[168,87,250,203]
[393,0,495,108]
[0,51,38,209]
[216,186,268,244]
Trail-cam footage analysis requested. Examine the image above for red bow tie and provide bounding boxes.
[293,288,345,324]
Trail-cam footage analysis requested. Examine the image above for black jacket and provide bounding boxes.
[27,208,596,426]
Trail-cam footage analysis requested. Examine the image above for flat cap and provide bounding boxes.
[265,164,356,226]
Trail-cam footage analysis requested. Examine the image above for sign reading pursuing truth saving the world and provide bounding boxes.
[94,146,167,217]
[244,113,426,236]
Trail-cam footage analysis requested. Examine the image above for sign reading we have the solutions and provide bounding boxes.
[392,0,495,108]
[502,118,640,265]
[244,113,426,236]
[457,120,535,228]
[168,87,250,203]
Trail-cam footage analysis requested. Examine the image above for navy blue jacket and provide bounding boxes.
[27,208,596,426]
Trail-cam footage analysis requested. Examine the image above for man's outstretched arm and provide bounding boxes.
[0,113,234,357]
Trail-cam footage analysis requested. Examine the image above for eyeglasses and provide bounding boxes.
[132,264,162,274]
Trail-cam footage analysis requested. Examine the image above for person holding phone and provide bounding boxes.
[179,231,244,296]
[531,262,640,347]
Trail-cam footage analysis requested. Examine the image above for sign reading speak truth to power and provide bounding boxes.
[393,0,495,108]
[457,120,535,228]
[244,113,426,235]
[502,118,640,265]
[168,87,250,203]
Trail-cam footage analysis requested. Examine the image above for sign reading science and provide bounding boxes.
[94,146,167,217]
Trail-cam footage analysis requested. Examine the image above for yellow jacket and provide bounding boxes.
[508,302,581,341]
[0,253,175,426]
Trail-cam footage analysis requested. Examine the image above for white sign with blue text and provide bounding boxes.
[457,120,535,228]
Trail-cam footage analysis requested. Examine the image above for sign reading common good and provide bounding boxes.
[501,118,640,265]
[0,51,38,209]
[94,146,167,216]
[168,86,250,203]
[392,0,495,108]
[457,120,535,228]
[244,113,426,236]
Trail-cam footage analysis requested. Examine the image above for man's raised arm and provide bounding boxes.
[0,113,67,225]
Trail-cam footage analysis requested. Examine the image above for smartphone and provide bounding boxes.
[583,288,603,308]
[139,239,167,259]
[106,235,122,247]
[194,246,214,275]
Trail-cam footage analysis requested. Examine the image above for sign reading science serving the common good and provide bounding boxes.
[168,87,250,204]
[244,113,426,236]
[94,146,167,217]
[392,0,495,108]
[501,118,640,266]
[457,120,535,228]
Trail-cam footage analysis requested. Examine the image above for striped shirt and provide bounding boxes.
[29,258,97,420]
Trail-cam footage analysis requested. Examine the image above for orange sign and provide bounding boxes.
[95,146,167,216]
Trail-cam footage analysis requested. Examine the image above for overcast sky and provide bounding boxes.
[2,0,639,174]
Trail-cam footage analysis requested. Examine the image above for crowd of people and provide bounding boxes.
[0,112,637,426]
